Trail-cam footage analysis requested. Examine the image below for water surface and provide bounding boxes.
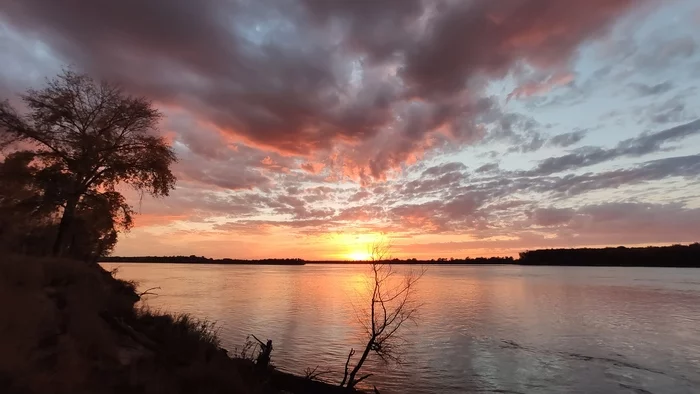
[102,263,700,394]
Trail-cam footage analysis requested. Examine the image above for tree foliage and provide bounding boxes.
[0,70,176,259]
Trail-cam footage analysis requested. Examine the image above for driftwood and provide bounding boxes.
[251,334,273,369]
[138,286,161,298]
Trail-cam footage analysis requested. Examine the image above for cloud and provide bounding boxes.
[5,0,698,259]
[629,81,674,96]
[548,129,588,147]
[397,202,700,256]
[640,92,697,125]
[529,207,576,226]
[540,154,700,196]
[531,119,700,175]
[529,202,700,244]
[402,171,467,196]
[508,71,575,101]
[347,190,371,203]
[401,0,643,97]
[421,162,467,177]
[0,0,652,181]
[633,36,697,72]
[476,163,500,173]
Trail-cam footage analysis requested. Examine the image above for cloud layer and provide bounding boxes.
[1,0,699,258]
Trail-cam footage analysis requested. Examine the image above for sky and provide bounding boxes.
[1,0,700,260]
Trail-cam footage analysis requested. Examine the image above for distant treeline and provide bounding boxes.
[102,243,700,267]
[100,255,306,265]
[306,256,516,265]
[518,243,700,267]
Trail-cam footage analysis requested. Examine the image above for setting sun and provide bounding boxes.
[347,250,371,261]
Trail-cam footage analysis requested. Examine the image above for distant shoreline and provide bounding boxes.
[100,256,306,265]
[101,243,700,268]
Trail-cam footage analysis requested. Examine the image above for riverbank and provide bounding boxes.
[100,256,306,265]
[0,255,357,394]
[102,243,700,268]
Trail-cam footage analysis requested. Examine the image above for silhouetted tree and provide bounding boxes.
[0,151,133,260]
[340,241,425,389]
[0,151,64,255]
[0,70,176,256]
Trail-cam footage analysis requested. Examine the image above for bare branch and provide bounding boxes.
[354,374,373,385]
[250,334,266,347]
[304,366,333,381]
[137,286,161,297]
[341,239,426,390]
[340,348,355,387]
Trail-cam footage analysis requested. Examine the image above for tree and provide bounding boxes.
[0,151,133,260]
[340,241,425,390]
[0,70,176,256]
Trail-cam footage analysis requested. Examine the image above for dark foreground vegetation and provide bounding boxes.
[0,70,176,262]
[0,71,363,393]
[0,255,361,394]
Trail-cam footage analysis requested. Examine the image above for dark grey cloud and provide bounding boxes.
[481,111,548,153]
[640,91,698,125]
[531,119,700,175]
[540,154,700,196]
[402,171,466,197]
[300,0,424,62]
[175,152,272,191]
[629,81,674,97]
[529,207,576,226]
[476,163,500,173]
[548,129,587,148]
[0,0,650,180]
[421,162,467,177]
[400,0,641,97]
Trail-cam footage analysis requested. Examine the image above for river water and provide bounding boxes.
[102,263,700,394]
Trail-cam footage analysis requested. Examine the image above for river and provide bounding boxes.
[101,263,700,394]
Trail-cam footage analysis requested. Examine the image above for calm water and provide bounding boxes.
[102,263,700,394]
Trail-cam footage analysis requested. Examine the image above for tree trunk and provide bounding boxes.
[347,337,374,389]
[52,195,79,256]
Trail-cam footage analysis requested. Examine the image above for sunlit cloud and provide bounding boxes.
[2,0,699,259]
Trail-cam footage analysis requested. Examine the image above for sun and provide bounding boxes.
[347,250,371,261]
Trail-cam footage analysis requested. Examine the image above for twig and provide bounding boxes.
[138,286,161,297]
[355,373,373,385]
[340,348,355,386]
[251,334,266,347]
[304,366,333,381]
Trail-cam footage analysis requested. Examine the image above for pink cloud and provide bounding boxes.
[508,71,575,101]
[0,0,652,181]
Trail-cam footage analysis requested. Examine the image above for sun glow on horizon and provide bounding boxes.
[347,250,371,261]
